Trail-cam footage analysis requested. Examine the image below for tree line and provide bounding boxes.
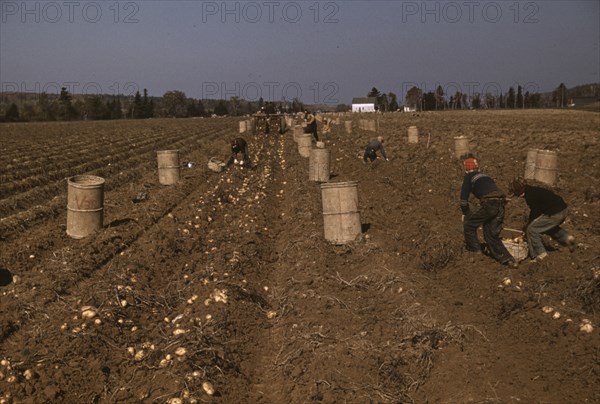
[366,82,599,112]
[0,88,310,123]
[1,82,597,122]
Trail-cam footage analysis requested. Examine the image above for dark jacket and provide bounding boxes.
[365,140,387,159]
[460,171,503,214]
[524,185,567,223]
[231,138,247,154]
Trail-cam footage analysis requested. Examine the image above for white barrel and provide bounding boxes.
[524,149,538,180]
[454,136,470,159]
[157,150,180,185]
[67,175,105,239]
[408,126,419,143]
[534,150,558,186]
[344,120,352,133]
[309,148,330,182]
[293,125,303,143]
[297,134,313,158]
[321,181,361,244]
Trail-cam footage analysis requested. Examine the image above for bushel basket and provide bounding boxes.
[208,158,226,173]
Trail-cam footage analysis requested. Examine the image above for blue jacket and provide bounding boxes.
[365,140,387,159]
[460,171,502,214]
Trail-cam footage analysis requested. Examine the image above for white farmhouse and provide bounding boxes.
[352,97,376,113]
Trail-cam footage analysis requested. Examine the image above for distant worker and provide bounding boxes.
[508,177,575,262]
[322,118,332,134]
[226,137,251,169]
[304,111,319,141]
[460,155,517,268]
[363,136,388,163]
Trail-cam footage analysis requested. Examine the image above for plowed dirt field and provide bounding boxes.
[1,110,599,403]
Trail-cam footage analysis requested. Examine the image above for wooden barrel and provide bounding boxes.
[239,120,246,134]
[408,126,419,143]
[309,148,330,182]
[524,149,538,180]
[344,120,352,133]
[66,175,105,239]
[454,136,470,159]
[367,120,377,132]
[247,119,256,134]
[297,134,313,158]
[534,149,558,186]
[157,150,180,185]
[321,181,361,244]
[293,125,304,142]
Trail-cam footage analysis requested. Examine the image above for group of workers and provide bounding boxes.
[224,115,574,267]
[460,155,573,267]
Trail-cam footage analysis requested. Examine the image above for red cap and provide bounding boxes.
[463,157,479,172]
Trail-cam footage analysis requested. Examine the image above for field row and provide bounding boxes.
[0,118,238,239]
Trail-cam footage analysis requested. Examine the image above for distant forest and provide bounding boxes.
[0,83,598,123]
[0,88,316,123]
[367,83,600,112]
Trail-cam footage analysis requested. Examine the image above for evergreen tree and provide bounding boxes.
[131,91,143,118]
[472,93,482,109]
[214,100,229,116]
[38,92,55,120]
[423,92,436,110]
[506,87,516,109]
[379,93,389,112]
[139,89,153,118]
[58,87,76,120]
[85,96,109,120]
[107,99,123,119]
[552,83,567,108]
[517,85,524,109]
[198,100,206,117]
[485,93,496,109]
[435,85,445,110]
[5,103,20,122]
[388,92,399,111]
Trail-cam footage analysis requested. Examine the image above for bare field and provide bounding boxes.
[1,110,599,403]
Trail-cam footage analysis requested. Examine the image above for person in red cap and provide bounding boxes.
[460,154,517,268]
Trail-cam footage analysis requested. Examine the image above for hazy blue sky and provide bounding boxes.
[1,0,599,104]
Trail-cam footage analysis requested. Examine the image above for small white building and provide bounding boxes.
[352,97,376,113]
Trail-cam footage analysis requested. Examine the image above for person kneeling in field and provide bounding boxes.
[460,155,517,268]
[226,137,252,169]
[508,177,575,262]
[363,136,388,163]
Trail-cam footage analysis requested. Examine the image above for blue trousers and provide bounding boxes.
[463,198,513,264]
[526,208,569,258]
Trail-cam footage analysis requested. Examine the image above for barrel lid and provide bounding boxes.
[68,175,105,187]
[157,150,180,155]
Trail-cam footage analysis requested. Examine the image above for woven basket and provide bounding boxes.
[502,239,529,262]
[208,158,225,173]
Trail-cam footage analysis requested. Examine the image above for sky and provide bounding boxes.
[1,0,599,105]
